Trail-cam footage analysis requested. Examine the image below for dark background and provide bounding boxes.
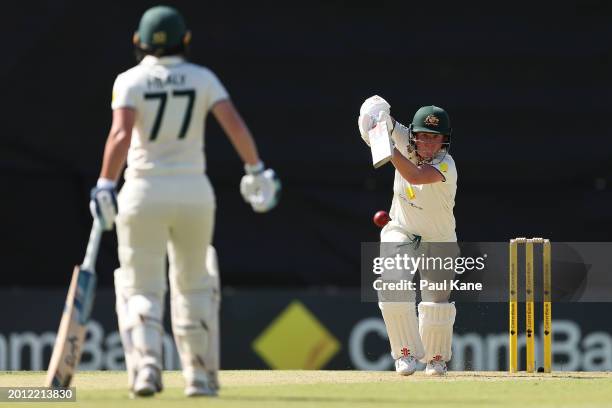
[3,1,612,288]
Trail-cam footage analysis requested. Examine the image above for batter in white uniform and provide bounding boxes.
[89,6,280,397]
[359,96,458,376]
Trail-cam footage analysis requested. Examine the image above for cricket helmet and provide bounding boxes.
[410,105,452,136]
[408,105,452,164]
[133,6,191,56]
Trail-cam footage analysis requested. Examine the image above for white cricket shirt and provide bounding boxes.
[111,55,228,178]
[388,124,458,242]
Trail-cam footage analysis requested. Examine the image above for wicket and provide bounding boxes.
[509,238,552,373]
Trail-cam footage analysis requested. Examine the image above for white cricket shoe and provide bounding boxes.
[425,358,448,376]
[185,379,218,397]
[132,365,162,397]
[395,355,418,376]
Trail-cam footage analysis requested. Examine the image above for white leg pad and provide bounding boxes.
[378,302,425,360]
[115,281,164,378]
[119,338,136,388]
[204,246,221,389]
[171,289,216,384]
[418,302,456,362]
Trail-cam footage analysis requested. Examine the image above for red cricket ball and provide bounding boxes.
[373,210,391,228]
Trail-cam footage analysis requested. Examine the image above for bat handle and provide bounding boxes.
[81,219,103,272]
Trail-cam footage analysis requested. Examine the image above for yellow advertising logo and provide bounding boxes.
[440,162,448,173]
[252,300,341,369]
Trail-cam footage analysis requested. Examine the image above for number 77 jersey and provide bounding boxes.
[111,55,229,178]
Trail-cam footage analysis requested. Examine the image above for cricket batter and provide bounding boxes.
[358,96,458,376]
[89,6,280,397]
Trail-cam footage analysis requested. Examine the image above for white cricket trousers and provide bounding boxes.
[115,174,216,301]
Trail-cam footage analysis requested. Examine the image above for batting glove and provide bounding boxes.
[240,162,281,213]
[359,110,394,146]
[359,95,391,117]
[89,178,118,230]
[358,96,393,146]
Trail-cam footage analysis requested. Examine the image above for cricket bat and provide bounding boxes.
[368,119,394,168]
[45,220,103,388]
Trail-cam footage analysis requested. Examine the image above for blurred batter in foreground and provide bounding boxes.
[89,6,280,398]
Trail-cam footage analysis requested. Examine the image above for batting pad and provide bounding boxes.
[171,289,216,384]
[378,302,425,360]
[418,302,456,362]
[204,246,221,389]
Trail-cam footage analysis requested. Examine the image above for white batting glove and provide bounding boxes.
[358,96,392,146]
[359,95,391,117]
[240,162,281,213]
[359,111,394,146]
[357,113,375,145]
[89,178,118,231]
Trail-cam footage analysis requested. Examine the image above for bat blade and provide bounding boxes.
[369,120,393,168]
[45,266,97,388]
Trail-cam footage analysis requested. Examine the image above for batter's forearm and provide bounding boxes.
[225,125,261,166]
[99,129,131,182]
[391,148,419,182]
[391,148,443,185]
[212,100,261,166]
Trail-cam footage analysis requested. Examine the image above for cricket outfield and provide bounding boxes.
[1,370,611,408]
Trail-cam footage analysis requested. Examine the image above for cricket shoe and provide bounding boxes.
[208,371,220,393]
[185,378,218,397]
[395,355,418,376]
[132,365,162,397]
[425,357,448,376]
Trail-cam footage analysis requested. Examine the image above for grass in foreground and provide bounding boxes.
[1,370,612,408]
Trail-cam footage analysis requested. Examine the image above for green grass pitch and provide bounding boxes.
[1,370,612,407]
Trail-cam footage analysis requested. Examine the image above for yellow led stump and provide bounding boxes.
[508,239,518,373]
[508,237,552,374]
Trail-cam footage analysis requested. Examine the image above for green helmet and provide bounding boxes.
[134,6,190,54]
[410,105,452,136]
[408,105,452,164]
